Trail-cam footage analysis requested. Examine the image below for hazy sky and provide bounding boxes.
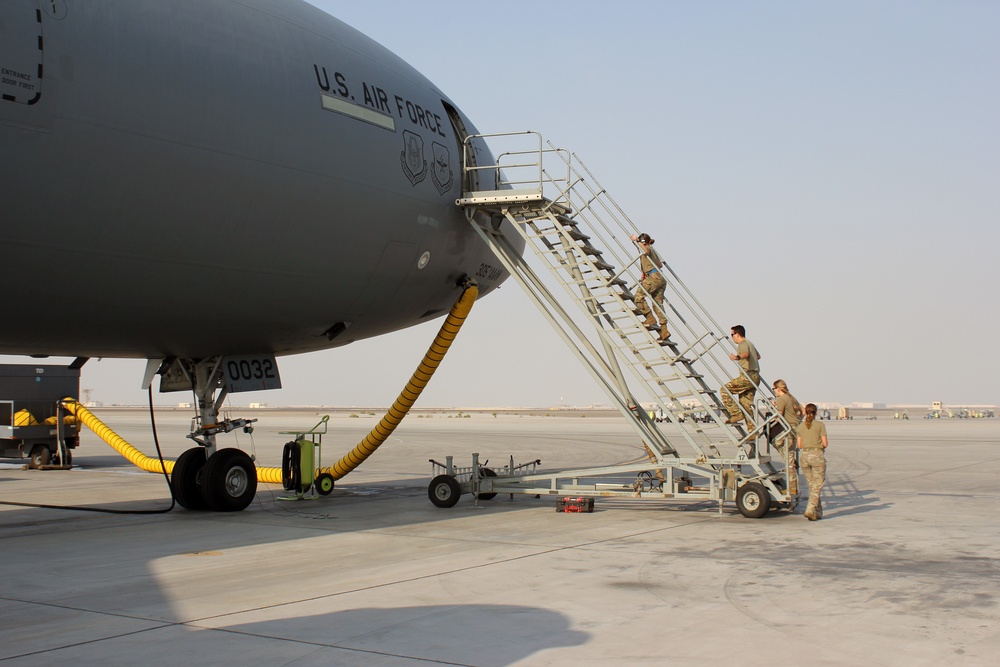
[6,1,997,408]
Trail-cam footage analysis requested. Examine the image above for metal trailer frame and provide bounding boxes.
[429,448,789,518]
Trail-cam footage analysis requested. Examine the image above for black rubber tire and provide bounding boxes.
[171,447,210,510]
[200,448,257,512]
[315,472,335,496]
[736,481,771,519]
[29,445,51,468]
[477,467,498,501]
[428,474,462,508]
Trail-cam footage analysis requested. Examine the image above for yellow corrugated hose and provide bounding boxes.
[62,399,174,474]
[324,281,478,480]
[62,281,478,485]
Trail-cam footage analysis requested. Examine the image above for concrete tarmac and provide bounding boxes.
[1,410,998,666]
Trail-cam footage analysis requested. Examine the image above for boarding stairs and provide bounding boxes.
[449,131,795,512]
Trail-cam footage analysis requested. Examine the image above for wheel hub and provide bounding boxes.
[223,466,249,497]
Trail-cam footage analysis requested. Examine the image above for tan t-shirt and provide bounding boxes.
[738,339,760,373]
[796,420,827,449]
[640,246,663,274]
[776,393,801,427]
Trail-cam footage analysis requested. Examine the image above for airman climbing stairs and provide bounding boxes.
[435,131,796,516]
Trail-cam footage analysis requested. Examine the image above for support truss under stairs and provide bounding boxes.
[451,131,797,513]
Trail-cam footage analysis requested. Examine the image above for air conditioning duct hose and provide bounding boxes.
[61,399,173,474]
[322,279,478,480]
[62,280,478,484]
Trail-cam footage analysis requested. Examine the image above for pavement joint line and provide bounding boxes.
[879,490,1000,500]
[0,619,178,663]
[183,515,718,626]
[879,457,1000,485]
[206,626,477,666]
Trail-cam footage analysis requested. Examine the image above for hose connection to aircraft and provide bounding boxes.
[323,278,478,480]
[62,279,479,486]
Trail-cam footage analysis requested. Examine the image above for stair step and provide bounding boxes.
[455,135,795,473]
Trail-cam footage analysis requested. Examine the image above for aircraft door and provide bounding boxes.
[0,1,44,106]
[442,100,481,195]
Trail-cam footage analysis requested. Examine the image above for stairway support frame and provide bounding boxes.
[451,131,798,514]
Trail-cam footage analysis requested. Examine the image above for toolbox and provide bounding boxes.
[556,497,595,513]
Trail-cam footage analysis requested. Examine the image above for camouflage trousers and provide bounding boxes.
[800,448,826,517]
[774,436,799,493]
[635,272,666,324]
[721,372,759,422]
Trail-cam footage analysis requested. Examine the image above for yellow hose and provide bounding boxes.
[63,281,478,485]
[62,400,174,475]
[324,281,478,479]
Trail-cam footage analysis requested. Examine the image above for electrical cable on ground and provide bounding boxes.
[0,387,175,514]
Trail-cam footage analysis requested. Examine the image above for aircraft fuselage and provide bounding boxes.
[0,0,511,359]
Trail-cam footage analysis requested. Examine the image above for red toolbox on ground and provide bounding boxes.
[556,497,595,513]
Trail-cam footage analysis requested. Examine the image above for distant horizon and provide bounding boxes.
[81,401,998,411]
[3,2,998,409]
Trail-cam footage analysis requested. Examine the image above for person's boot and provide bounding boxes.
[642,314,657,329]
[658,324,671,341]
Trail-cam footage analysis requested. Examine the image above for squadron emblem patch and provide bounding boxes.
[400,130,427,186]
[431,142,453,195]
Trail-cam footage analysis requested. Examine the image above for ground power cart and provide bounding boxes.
[0,364,81,468]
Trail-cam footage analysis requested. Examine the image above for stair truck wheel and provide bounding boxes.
[200,448,257,512]
[171,447,210,510]
[477,467,498,501]
[315,472,335,496]
[428,474,462,508]
[736,481,771,519]
[29,444,51,468]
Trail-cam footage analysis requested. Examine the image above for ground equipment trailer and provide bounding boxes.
[0,364,82,468]
[430,132,797,517]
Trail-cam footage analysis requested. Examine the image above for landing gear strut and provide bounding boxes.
[162,358,258,512]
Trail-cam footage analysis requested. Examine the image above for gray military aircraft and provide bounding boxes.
[0,0,519,510]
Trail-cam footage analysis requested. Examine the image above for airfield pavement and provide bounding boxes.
[0,409,998,666]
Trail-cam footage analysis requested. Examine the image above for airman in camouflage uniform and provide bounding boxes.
[772,379,802,493]
[796,403,828,520]
[630,233,670,343]
[722,325,760,424]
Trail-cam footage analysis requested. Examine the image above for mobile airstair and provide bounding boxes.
[431,131,796,517]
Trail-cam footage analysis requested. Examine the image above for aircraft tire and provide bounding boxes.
[29,444,51,468]
[428,475,462,508]
[200,448,257,512]
[477,467,498,501]
[171,447,210,510]
[315,472,335,496]
[736,482,771,519]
